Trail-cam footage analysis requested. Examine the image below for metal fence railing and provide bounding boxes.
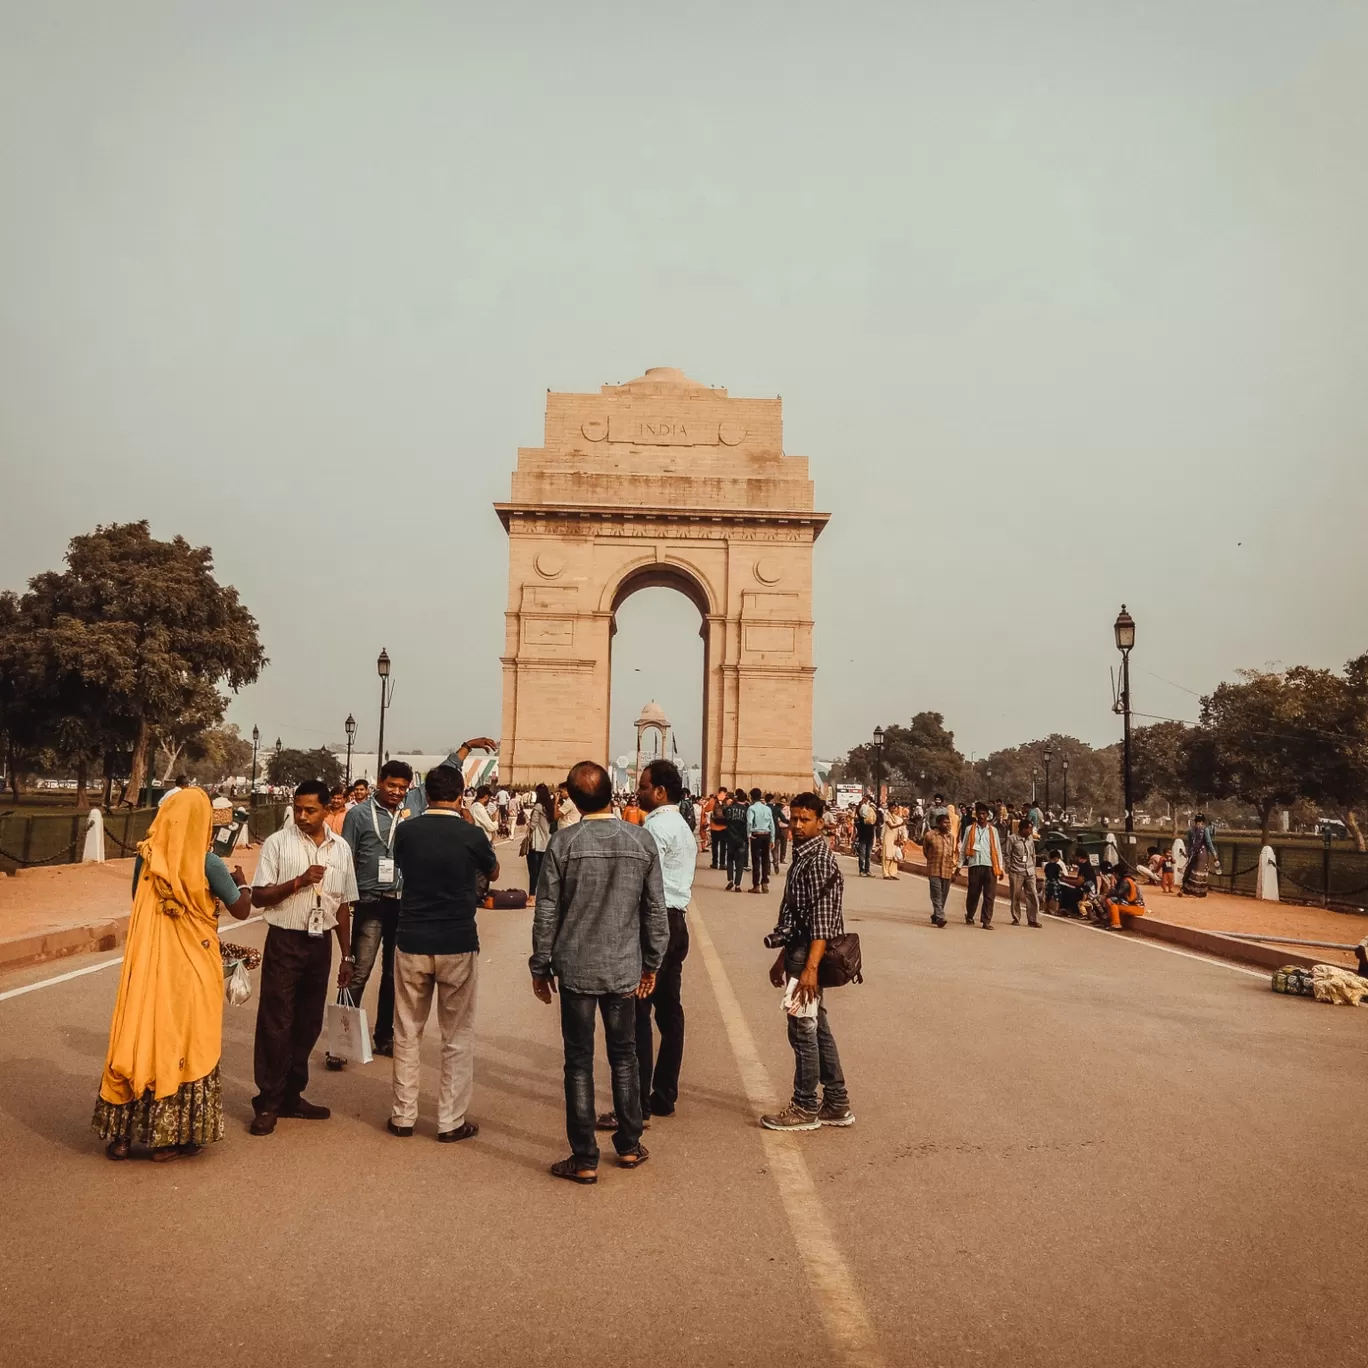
[0,803,290,873]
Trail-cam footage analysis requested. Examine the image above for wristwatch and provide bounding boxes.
[343,954,356,964]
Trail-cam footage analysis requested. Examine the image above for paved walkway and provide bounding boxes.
[2,853,1364,1366]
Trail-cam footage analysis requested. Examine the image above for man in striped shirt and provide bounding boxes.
[760,792,854,1132]
[249,780,359,1136]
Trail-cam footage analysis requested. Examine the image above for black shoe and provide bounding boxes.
[648,1097,675,1117]
[387,1118,414,1137]
[437,1121,479,1143]
[932,917,946,927]
[965,914,975,924]
[372,1040,394,1058]
[324,1053,346,1072]
[281,1098,330,1120]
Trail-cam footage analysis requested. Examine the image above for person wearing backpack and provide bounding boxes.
[853,794,878,877]
[760,791,854,1132]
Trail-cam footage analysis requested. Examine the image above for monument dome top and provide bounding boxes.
[635,700,670,727]
[622,367,706,389]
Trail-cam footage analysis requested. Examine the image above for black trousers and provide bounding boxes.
[560,989,642,1167]
[252,925,332,1115]
[725,838,747,886]
[636,909,689,1115]
[710,831,725,868]
[965,865,997,925]
[750,834,772,888]
[775,832,789,866]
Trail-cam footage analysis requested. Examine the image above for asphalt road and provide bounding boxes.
[1,855,1364,1368]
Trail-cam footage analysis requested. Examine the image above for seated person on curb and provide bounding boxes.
[1102,860,1146,929]
[1056,853,1096,917]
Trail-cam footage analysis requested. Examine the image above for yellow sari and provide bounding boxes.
[93,788,226,1147]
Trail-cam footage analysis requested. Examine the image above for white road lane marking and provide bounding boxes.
[1056,916,1270,978]
[691,906,888,1368]
[0,914,264,1003]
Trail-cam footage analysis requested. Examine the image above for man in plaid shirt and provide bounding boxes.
[760,792,854,1131]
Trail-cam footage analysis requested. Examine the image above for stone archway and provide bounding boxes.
[495,367,828,795]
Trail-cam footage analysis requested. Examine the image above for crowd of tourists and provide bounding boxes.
[92,749,853,1172]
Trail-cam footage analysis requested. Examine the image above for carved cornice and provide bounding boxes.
[495,503,830,543]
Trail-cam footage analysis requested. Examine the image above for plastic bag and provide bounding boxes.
[226,960,253,1006]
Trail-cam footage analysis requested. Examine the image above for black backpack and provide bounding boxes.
[679,794,696,831]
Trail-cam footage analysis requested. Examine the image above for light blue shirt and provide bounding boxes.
[643,804,697,911]
[961,821,998,869]
[747,800,776,838]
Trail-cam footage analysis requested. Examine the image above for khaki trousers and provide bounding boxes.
[1008,871,1041,926]
[392,949,479,1131]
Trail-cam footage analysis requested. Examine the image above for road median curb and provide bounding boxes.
[0,915,130,974]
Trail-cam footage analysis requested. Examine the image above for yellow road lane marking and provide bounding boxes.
[691,905,887,1368]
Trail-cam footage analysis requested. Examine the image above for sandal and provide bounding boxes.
[149,1146,182,1163]
[617,1144,650,1170]
[550,1156,598,1185]
[105,1139,131,1162]
[176,1143,204,1158]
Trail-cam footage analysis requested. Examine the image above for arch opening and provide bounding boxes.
[609,582,706,796]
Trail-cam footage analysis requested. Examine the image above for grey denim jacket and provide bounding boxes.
[529,817,669,994]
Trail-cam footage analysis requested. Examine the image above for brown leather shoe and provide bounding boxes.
[249,1112,277,1136]
[281,1098,330,1120]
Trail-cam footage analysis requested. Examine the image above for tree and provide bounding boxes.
[1283,654,1368,851]
[21,523,265,805]
[1193,671,1307,844]
[191,724,256,787]
[838,712,968,794]
[1130,721,1199,832]
[154,679,228,782]
[267,747,343,790]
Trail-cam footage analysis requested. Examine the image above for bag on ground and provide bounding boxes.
[326,989,373,1064]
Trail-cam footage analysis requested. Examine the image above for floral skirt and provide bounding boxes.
[92,1064,224,1148]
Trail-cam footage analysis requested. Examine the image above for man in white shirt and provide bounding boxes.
[250,779,359,1135]
[599,758,696,1129]
[159,775,191,805]
[495,786,511,836]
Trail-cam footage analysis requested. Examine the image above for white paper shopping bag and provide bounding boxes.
[325,990,373,1064]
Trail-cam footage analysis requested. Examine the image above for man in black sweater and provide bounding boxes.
[388,763,498,1142]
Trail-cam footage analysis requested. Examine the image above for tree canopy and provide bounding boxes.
[0,522,265,805]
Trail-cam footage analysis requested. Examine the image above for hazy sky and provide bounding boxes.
[3,2,1366,773]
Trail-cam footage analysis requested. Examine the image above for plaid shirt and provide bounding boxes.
[773,834,844,943]
[921,829,959,880]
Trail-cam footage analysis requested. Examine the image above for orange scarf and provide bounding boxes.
[962,822,1003,879]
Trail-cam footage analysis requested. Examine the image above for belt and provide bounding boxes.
[358,892,401,903]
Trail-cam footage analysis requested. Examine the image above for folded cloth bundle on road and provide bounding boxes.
[1309,963,1368,1006]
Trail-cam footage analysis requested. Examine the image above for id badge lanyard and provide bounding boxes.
[372,799,399,886]
[303,826,329,937]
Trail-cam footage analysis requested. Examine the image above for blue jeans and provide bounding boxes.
[783,944,848,1114]
[349,897,399,1046]
[856,834,874,875]
[560,989,644,1166]
[927,876,952,923]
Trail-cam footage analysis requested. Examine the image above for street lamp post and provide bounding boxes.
[344,713,357,787]
[1031,768,1038,803]
[1114,605,1137,855]
[1062,758,1070,825]
[250,725,260,807]
[376,648,393,775]
[1043,745,1053,816]
[872,726,885,803]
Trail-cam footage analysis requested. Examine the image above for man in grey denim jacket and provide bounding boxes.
[531,760,668,1184]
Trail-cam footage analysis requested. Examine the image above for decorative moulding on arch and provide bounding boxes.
[753,555,782,586]
[534,551,565,579]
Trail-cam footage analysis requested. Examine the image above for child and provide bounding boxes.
[1161,845,1176,895]
[1043,849,1064,915]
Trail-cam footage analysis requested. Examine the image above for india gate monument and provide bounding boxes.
[496,367,828,795]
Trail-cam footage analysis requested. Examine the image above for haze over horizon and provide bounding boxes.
[4,3,1365,775]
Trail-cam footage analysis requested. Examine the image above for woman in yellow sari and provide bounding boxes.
[93,788,251,1161]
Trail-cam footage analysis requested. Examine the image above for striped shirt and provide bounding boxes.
[253,822,359,932]
[774,834,844,943]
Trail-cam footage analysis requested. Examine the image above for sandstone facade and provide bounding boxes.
[496,368,828,795]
